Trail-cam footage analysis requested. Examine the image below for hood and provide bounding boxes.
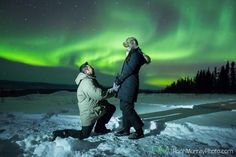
[143,54,151,64]
[136,48,151,64]
[75,72,87,85]
[127,48,151,64]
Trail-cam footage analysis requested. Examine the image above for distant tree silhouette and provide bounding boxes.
[164,61,236,93]
[212,67,218,91]
[217,66,226,92]
[231,62,236,91]
[225,61,230,91]
[0,88,4,103]
[165,77,194,93]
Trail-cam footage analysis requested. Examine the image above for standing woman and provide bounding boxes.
[114,37,151,139]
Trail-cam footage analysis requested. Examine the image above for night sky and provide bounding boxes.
[0,0,236,88]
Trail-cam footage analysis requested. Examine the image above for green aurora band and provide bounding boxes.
[0,0,236,87]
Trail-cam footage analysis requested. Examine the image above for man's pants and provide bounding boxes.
[53,102,116,140]
[120,100,143,132]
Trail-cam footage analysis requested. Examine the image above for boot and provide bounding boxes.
[95,128,111,134]
[52,130,69,140]
[114,128,130,136]
[128,129,144,139]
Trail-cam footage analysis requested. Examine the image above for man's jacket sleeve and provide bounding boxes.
[83,79,107,100]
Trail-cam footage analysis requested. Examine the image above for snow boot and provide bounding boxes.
[128,129,144,139]
[94,128,111,135]
[52,130,69,140]
[114,128,130,136]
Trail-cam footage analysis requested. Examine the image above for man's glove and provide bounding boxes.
[108,83,120,93]
[112,82,120,92]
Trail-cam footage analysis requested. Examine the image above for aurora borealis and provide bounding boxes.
[0,0,236,88]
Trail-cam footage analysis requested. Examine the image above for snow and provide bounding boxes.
[0,92,236,156]
[161,122,236,148]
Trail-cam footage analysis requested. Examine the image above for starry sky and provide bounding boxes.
[0,0,236,88]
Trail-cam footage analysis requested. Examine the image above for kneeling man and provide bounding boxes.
[53,62,116,140]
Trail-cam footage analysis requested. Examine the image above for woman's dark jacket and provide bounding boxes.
[115,47,148,103]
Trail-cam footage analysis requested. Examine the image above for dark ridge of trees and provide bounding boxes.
[163,61,236,93]
[0,80,77,97]
[0,88,76,97]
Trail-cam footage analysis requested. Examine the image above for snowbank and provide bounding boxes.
[0,112,236,157]
[0,93,236,156]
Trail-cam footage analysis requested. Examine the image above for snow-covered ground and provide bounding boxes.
[0,92,236,157]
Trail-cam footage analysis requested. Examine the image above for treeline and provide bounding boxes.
[164,61,236,93]
[0,80,77,97]
[0,88,76,97]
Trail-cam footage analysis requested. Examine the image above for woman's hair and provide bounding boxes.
[123,37,138,48]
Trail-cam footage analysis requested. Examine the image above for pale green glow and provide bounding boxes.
[0,0,236,87]
[145,78,176,87]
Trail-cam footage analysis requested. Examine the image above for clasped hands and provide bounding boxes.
[108,83,120,93]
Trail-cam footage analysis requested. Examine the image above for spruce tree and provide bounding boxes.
[231,62,235,92]
[225,61,230,91]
